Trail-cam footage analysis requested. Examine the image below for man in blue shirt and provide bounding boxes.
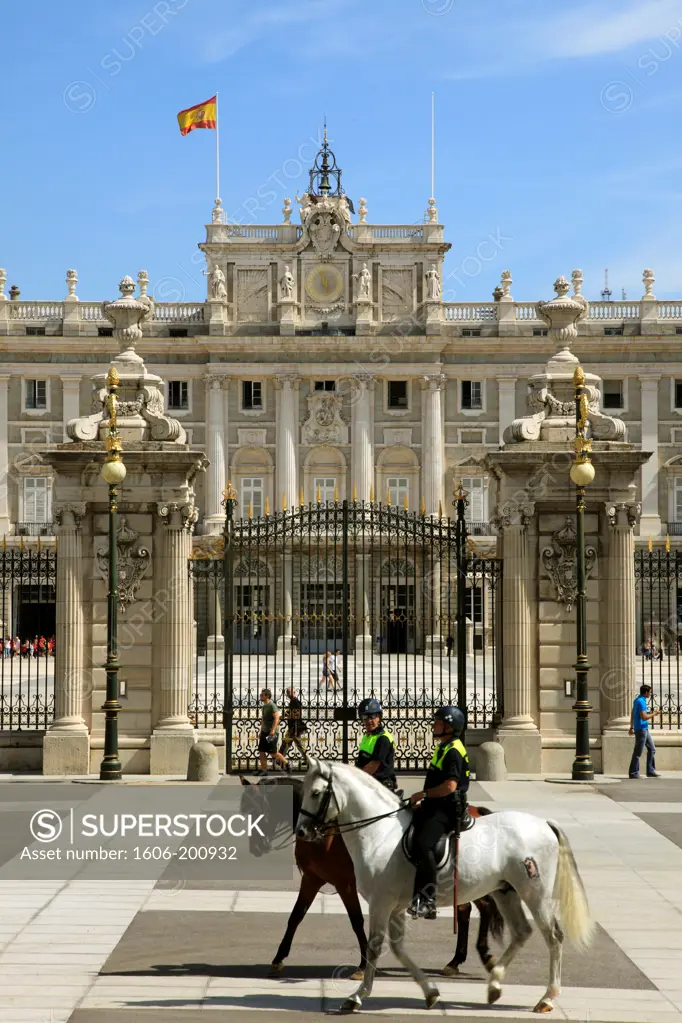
[628,684,661,778]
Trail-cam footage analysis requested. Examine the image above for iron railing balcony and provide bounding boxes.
[467,521,493,536]
[668,523,682,535]
[15,521,54,537]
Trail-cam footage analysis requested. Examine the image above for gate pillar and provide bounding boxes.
[44,503,89,775]
[354,553,372,655]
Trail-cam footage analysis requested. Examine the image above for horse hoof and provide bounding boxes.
[269,962,283,976]
[341,998,360,1013]
[442,963,460,976]
[425,989,440,1010]
[533,999,554,1014]
[349,968,364,981]
[487,984,502,1005]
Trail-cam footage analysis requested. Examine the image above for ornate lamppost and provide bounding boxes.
[453,480,469,716]
[99,367,126,780]
[569,365,595,781]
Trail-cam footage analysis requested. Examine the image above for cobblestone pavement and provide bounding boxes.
[1,776,682,1021]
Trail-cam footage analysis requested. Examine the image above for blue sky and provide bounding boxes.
[4,0,682,303]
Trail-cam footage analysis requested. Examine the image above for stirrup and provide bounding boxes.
[407,896,437,920]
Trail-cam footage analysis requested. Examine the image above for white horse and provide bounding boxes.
[296,759,594,1014]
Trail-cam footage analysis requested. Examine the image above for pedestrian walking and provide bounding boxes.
[281,687,308,760]
[629,683,662,778]
[446,635,454,657]
[331,649,341,688]
[319,651,332,690]
[258,688,289,772]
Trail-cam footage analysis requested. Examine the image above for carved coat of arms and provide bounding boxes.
[541,518,596,612]
[97,516,151,612]
[301,393,348,445]
[309,212,341,261]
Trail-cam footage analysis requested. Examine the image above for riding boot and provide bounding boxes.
[408,853,438,919]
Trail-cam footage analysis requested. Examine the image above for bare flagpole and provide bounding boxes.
[215,91,220,203]
[431,91,435,199]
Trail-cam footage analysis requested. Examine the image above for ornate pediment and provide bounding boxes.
[301,392,349,445]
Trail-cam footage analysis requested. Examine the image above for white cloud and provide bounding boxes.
[201,0,356,62]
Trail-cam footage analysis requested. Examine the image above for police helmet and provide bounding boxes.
[358,698,383,717]
[433,705,465,735]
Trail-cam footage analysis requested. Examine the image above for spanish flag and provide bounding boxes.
[177,96,217,136]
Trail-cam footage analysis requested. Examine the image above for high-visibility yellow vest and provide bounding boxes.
[430,738,468,776]
[358,729,395,757]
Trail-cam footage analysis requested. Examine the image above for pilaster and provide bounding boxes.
[351,375,375,502]
[60,375,82,443]
[639,375,661,538]
[275,374,300,512]
[204,373,226,533]
[421,374,445,517]
[0,374,10,535]
[496,375,517,447]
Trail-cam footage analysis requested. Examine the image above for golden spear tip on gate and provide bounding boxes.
[333,483,339,502]
[420,496,426,516]
[316,484,321,504]
[386,489,391,506]
[369,484,374,502]
[248,501,253,520]
[353,482,357,502]
[282,493,287,511]
[404,493,409,511]
[648,535,653,552]
[300,487,304,507]
[438,499,442,518]
[265,495,270,516]
[19,536,24,552]
[667,534,671,552]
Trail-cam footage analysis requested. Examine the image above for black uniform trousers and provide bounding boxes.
[411,797,460,903]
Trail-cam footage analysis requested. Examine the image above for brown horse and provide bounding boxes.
[240,775,502,980]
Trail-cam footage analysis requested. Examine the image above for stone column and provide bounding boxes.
[421,374,445,516]
[495,504,541,772]
[275,374,299,512]
[222,377,231,482]
[602,501,640,773]
[150,502,196,774]
[43,503,89,775]
[496,375,517,447]
[639,375,661,537]
[0,374,10,536]
[60,375,82,443]
[204,374,226,534]
[351,376,374,501]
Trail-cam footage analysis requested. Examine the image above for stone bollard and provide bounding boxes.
[474,741,507,781]
[187,741,220,783]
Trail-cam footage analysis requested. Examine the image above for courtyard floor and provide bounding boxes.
[0,774,681,1021]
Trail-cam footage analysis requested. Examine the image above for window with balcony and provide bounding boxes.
[387,380,408,410]
[25,380,47,411]
[241,477,264,518]
[460,476,488,533]
[22,477,51,526]
[602,380,624,410]
[313,477,337,504]
[242,381,263,411]
[167,381,189,410]
[461,380,483,410]
[387,476,409,508]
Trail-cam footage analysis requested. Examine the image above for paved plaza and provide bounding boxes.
[0,774,681,1021]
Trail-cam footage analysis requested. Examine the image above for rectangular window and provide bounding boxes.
[25,380,47,410]
[461,380,483,410]
[461,328,481,338]
[675,381,682,410]
[464,586,483,623]
[97,327,114,337]
[242,381,263,410]
[169,327,189,338]
[604,327,624,336]
[460,476,485,522]
[387,476,409,508]
[532,328,549,337]
[314,381,336,391]
[26,327,46,337]
[23,478,50,523]
[241,477,264,518]
[675,479,682,523]
[602,380,624,410]
[313,477,337,503]
[167,381,189,410]
[387,380,408,409]
[460,430,484,444]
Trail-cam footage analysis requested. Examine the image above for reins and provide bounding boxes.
[299,767,410,838]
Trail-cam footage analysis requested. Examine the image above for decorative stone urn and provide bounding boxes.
[505,276,625,444]
[67,276,185,444]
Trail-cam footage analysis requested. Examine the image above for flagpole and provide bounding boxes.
[215,91,220,202]
[431,91,435,198]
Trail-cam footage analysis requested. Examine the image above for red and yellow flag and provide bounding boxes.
[177,96,217,136]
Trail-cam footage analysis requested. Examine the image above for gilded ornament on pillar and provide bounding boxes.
[96,516,151,611]
[541,517,596,612]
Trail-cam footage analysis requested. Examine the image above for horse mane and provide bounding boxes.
[322,760,402,809]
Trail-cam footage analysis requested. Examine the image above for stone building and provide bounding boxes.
[1,135,681,773]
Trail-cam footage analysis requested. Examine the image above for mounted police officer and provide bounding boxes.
[406,705,469,920]
[355,698,397,791]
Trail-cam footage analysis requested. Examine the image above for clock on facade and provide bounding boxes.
[304,264,344,304]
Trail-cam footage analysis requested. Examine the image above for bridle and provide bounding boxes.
[298,765,409,839]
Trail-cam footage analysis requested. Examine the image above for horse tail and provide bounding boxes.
[484,894,505,941]
[547,821,594,950]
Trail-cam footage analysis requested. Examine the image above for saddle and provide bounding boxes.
[401,803,480,867]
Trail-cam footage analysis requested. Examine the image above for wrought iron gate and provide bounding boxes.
[190,498,502,770]
[0,542,56,729]
[635,547,682,727]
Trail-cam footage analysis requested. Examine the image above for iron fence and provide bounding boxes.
[0,544,56,729]
[190,499,502,770]
[635,547,682,727]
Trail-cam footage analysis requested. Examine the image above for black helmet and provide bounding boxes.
[358,698,382,717]
[434,706,465,735]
